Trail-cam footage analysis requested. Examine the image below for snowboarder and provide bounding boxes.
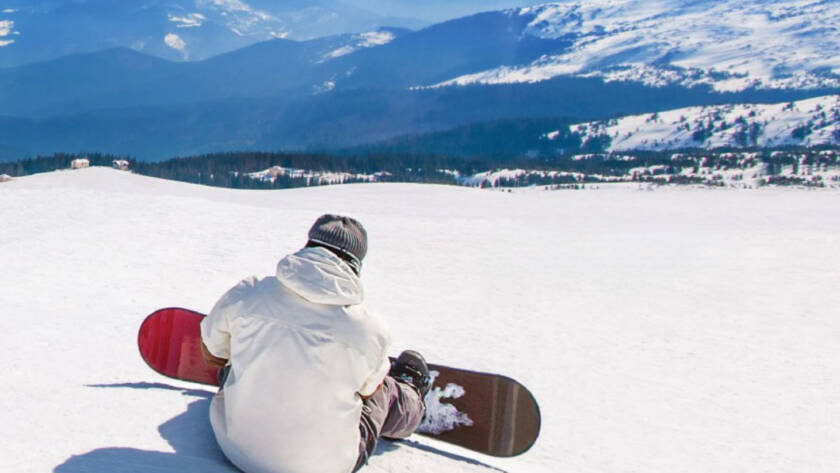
[199,214,431,473]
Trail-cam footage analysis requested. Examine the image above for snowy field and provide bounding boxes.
[2,167,839,473]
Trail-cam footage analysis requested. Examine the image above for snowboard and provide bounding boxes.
[138,307,541,457]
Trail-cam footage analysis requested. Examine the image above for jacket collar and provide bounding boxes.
[275,247,364,306]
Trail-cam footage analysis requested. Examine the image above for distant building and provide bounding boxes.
[71,158,90,169]
[0,174,12,182]
[112,160,130,171]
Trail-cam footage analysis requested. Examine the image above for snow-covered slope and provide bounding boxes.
[2,167,840,473]
[247,166,392,184]
[317,30,397,62]
[564,94,840,151]
[433,0,840,92]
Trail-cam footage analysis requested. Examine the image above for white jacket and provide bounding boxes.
[201,247,392,473]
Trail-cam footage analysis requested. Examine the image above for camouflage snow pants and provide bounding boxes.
[354,376,425,471]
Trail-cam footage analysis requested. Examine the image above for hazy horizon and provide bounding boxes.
[339,0,551,23]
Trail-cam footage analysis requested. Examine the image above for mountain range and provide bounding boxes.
[0,0,426,66]
[0,0,838,161]
[0,0,551,67]
[436,0,840,93]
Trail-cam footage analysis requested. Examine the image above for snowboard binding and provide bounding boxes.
[390,350,432,399]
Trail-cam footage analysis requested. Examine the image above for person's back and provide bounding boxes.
[202,246,390,473]
[201,215,429,473]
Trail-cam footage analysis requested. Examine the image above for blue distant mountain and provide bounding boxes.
[0,0,424,67]
[0,10,571,117]
[0,1,838,161]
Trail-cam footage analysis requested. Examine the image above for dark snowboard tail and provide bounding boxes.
[138,307,541,457]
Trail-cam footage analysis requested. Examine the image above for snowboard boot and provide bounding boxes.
[390,350,432,399]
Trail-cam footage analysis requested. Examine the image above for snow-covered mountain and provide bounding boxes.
[1,0,839,159]
[431,0,840,92]
[562,95,840,151]
[0,0,421,66]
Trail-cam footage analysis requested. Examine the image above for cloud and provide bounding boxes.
[164,33,188,58]
[168,13,206,28]
[195,0,274,35]
[0,19,15,45]
[0,20,14,37]
[197,0,253,13]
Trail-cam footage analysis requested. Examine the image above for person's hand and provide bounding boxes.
[201,342,228,368]
[359,382,383,401]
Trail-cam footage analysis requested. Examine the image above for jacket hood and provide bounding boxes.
[275,247,364,306]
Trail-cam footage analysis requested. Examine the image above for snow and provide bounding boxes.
[248,166,390,184]
[566,94,840,152]
[418,375,474,436]
[359,31,395,47]
[457,169,527,186]
[2,167,840,473]
[431,0,840,92]
[322,31,396,61]
[443,168,593,188]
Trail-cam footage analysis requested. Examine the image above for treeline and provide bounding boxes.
[0,153,132,177]
[3,147,840,188]
[535,147,840,176]
[132,152,495,189]
[0,151,480,188]
[345,117,585,160]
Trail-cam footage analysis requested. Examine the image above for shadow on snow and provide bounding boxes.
[53,382,236,473]
[379,439,509,473]
[54,382,506,472]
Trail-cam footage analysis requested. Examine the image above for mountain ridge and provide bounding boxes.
[433,0,840,92]
[566,94,840,152]
[0,0,837,160]
[0,0,425,67]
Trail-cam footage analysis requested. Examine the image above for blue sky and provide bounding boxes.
[339,0,550,22]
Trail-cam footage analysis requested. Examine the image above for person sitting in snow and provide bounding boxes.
[200,214,431,473]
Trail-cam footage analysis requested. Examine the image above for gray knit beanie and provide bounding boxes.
[307,214,368,274]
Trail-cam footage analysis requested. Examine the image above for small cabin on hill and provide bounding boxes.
[71,158,90,169]
[112,159,130,171]
[0,174,12,183]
